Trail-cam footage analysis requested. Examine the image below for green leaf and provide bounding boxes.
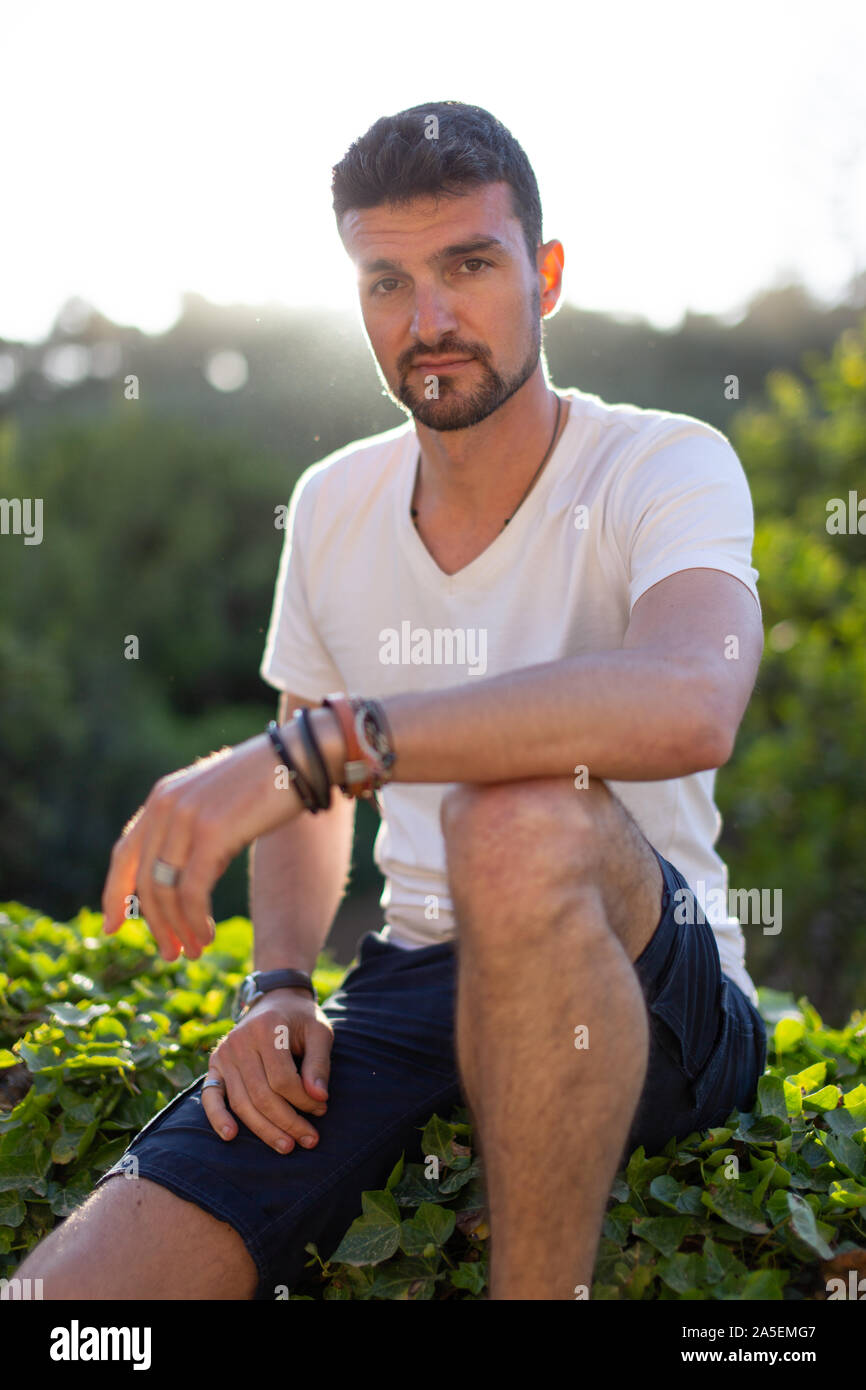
[733,1113,790,1144]
[399,1202,455,1255]
[774,1017,806,1053]
[648,1175,683,1209]
[820,1129,865,1178]
[0,1191,27,1228]
[702,1237,744,1285]
[391,1163,449,1208]
[631,1216,692,1258]
[756,1073,788,1120]
[438,1157,482,1195]
[785,1191,834,1259]
[420,1115,456,1168]
[802,1084,842,1111]
[384,1152,404,1191]
[702,1183,769,1234]
[738,1268,788,1299]
[657,1252,707,1294]
[450,1260,487,1295]
[47,1002,111,1027]
[827,1180,866,1208]
[328,1189,401,1267]
[786,1061,826,1091]
[367,1255,440,1300]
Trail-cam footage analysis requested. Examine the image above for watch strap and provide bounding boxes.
[254,968,316,1000]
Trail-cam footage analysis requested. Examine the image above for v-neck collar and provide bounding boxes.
[396,391,580,589]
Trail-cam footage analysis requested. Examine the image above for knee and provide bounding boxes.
[440,777,608,895]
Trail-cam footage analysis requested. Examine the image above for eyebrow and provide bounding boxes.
[359,236,508,277]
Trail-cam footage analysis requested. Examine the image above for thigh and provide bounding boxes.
[622,851,768,1160]
[93,932,464,1299]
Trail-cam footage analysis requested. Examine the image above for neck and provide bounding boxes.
[412,368,567,522]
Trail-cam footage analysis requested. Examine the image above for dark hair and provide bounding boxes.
[331,101,543,264]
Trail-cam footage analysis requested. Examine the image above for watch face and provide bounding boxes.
[233,976,258,1019]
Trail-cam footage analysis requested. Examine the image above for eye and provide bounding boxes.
[371,277,402,296]
[458,258,490,274]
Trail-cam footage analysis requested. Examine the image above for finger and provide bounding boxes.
[221,1054,320,1152]
[175,832,232,950]
[105,785,185,960]
[140,806,212,959]
[298,1018,333,1103]
[256,1015,329,1116]
[102,812,184,960]
[199,1071,237,1141]
[102,809,146,933]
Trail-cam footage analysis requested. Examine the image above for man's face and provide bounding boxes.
[340,182,543,431]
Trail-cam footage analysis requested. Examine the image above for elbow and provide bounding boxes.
[689,698,737,772]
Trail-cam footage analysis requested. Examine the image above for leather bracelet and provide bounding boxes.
[265,720,318,813]
[321,693,378,799]
[294,707,332,811]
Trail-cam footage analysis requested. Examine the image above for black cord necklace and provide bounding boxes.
[410,392,563,533]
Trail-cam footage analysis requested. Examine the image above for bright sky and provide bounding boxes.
[2,0,864,342]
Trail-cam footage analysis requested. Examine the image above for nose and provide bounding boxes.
[409,281,460,348]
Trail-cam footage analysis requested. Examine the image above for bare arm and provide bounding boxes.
[309,569,764,786]
[249,690,356,973]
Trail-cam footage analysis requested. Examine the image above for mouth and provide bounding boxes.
[410,356,475,370]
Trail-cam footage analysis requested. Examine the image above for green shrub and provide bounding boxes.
[1,903,864,1299]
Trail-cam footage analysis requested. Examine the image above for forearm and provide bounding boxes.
[249,787,355,973]
[307,650,724,790]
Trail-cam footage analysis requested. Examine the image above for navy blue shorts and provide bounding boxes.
[94,849,767,1298]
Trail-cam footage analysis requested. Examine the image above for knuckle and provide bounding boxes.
[247,1080,274,1111]
[177,884,203,917]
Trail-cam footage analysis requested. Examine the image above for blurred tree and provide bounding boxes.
[718,319,866,1017]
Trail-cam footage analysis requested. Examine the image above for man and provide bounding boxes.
[18,101,766,1301]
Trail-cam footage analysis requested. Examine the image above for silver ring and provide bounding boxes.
[201,1078,225,1093]
[152,858,182,887]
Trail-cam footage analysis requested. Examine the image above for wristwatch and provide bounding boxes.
[231,969,317,1022]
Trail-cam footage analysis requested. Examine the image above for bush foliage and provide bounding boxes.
[2,903,865,1299]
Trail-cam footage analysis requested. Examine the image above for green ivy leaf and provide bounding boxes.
[328,1189,401,1267]
[450,1260,487,1295]
[631,1216,692,1258]
[399,1202,455,1255]
[702,1183,769,1234]
[367,1255,440,1300]
[785,1191,834,1259]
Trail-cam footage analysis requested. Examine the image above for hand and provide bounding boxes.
[201,989,333,1153]
[101,733,304,960]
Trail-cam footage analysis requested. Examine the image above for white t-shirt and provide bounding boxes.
[260,386,762,1005]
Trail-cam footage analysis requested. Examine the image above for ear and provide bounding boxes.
[537,239,565,317]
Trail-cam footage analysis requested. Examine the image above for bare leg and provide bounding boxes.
[441,776,664,1301]
[14,1174,259,1300]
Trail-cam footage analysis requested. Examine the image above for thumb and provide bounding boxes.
[301,1021,333,1101]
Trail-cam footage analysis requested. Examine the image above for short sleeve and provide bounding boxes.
[612,430,761,616]
[259,469,345,700]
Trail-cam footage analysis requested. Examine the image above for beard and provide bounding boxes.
[388,289,543,432]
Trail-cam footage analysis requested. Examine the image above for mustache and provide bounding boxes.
[399,344,489,372]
